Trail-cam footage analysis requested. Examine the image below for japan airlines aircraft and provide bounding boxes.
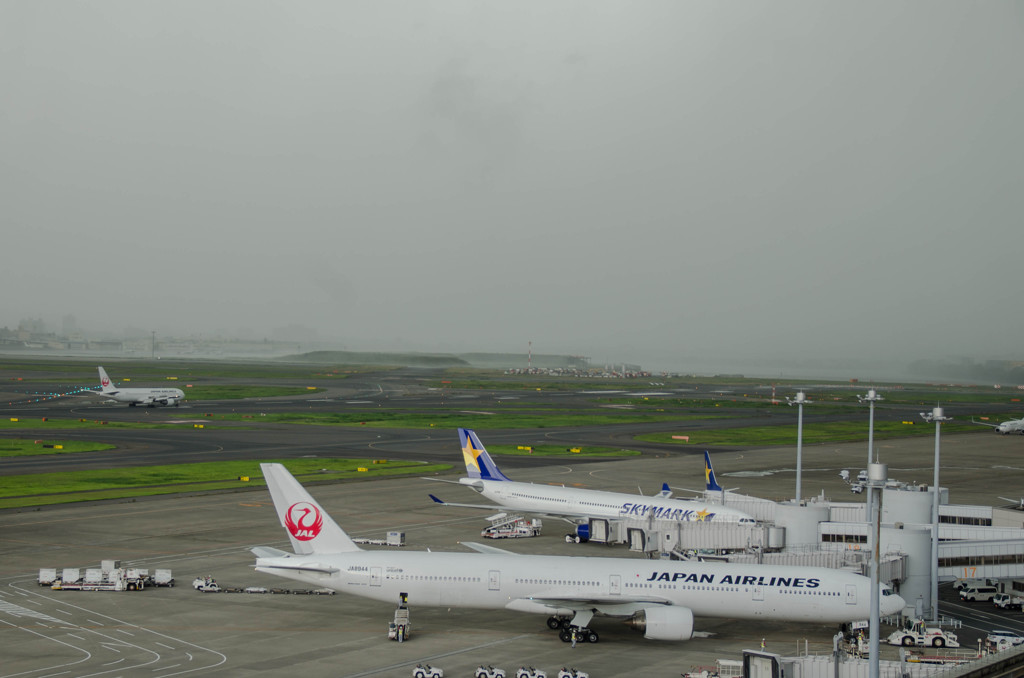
[254,463,905,642]
[427,429,755,541]
[973,416,1024,434]
[92,366,185,407]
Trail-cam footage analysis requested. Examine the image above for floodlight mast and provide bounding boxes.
[858,389,884,520]
[920,406,951,623]
[786,391,810,502]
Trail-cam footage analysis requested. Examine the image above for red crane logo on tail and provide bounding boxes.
[284,502,323,541]
[101,377,110,387]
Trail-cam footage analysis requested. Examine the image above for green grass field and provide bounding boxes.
[0,439,116,457]
[0,459,452,509]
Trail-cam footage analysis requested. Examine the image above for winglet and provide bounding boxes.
[260,463,362,555]
[704,451,723,492]
[459,428,512,481]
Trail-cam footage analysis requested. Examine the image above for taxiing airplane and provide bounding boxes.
[254,463,905,642]
[91,366,185,407]
[427,429,755,542]
[972,416,1024,435]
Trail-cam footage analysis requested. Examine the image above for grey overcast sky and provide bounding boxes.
[2,2,1023,374]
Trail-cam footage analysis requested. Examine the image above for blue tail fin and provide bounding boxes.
[459,428,511,481]
[704,451,723,492]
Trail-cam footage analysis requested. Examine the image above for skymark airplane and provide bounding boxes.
[253,463,905,643]
[972,416,1024,435]
[427,429,755,542]
[92,366,185,407]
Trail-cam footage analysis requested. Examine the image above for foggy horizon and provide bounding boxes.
[4,2,1023,379]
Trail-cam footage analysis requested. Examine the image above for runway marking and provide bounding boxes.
[0,599,65,623]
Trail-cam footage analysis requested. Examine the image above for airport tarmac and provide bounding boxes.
[3,432,1023,678]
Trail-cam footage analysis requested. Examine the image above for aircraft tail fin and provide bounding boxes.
[97,366,116,393]
[459,428,511,481]
[260,463,361,555]
[704,451,723,492]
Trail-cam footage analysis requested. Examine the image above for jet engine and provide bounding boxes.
[627,606,694,641]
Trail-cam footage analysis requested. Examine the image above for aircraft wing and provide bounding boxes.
[459,541,521,556]
[506,593,672,622]
[428,494,587,523]
[972,418,999,428]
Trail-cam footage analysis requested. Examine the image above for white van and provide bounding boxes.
[960,585,999,602]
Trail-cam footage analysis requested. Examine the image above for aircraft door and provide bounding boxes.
[845,584,857,605]
[610,574,621,596]
[370,567,382,587]
[752,585,764,602]
[488,570,501,591]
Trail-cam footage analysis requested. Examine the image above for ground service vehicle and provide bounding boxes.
[960,585,999,602]
[475,667,505,678]
[887,619,959,648]
[388,605,410,642]
[412,665,443,678]
[557,669,588,678]
[987,630,1024,647]
[516,668,545,678]
[992,593,1024,610]
[953,578,998,591]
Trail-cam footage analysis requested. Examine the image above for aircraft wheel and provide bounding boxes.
[547,616,562,630]
[586,630,599,643]
[574,535,581,543]
[560,618,574,629]
[559,629,572,643]
[565,535,573,543]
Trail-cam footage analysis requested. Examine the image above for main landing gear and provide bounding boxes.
[546,617,599,644]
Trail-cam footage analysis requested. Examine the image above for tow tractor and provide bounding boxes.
[388,593,411,642]
[411,665,443,678]
[516,668,546,678]
[557,669,589,678]
[887,618,960,648]
[474,666,505,678]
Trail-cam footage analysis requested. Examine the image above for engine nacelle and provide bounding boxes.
[627,606,694,641]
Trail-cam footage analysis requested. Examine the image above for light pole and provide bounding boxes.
[858,389,884,520]
[786,391,810,503]
[866,463,886,678]
[920,406,951,623]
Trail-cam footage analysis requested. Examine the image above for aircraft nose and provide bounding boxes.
[884,593,906,616]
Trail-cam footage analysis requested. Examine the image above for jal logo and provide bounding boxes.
[284,502,323,541]
[101,377,110,386]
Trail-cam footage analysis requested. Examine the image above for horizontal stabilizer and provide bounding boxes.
[251,546,290,558]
